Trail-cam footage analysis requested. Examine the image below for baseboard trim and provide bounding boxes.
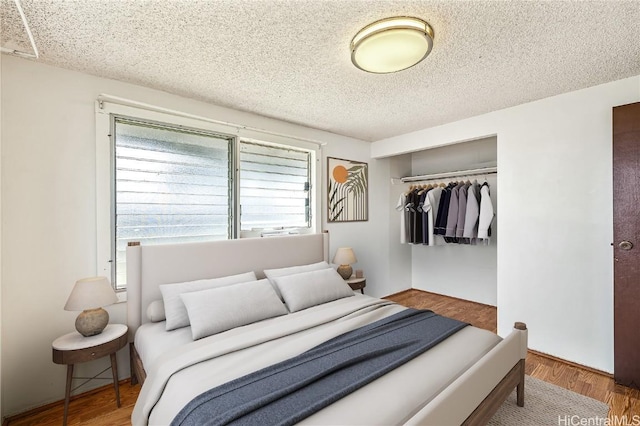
[527,349,613,378]
[382,288,413,299]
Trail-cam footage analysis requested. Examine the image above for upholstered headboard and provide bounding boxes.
[126,233,329,336]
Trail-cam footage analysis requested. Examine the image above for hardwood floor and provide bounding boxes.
[3,380,140,426]
[387,288,498,333]
[5,289,639,425]
[386,289,640,422]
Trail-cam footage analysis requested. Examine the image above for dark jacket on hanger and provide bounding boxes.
[434,184,453,236]
[411,189,423,244]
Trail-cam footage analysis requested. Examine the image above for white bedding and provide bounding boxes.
[134,322,193,369]
[132,295,501,426]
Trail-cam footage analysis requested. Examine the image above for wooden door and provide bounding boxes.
[613,102,640,389]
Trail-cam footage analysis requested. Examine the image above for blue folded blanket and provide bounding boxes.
[172,308,468,426]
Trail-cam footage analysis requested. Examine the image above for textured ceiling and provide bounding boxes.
[2,0,640,142]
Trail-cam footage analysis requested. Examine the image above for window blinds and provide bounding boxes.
[114,118,231,288]
[239,141,311,231]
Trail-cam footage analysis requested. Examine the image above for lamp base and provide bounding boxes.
[75,308,109,337]
[337,265,353,280]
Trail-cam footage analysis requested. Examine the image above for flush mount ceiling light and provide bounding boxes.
[350,16,434,74]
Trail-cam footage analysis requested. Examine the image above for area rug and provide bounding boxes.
[489,375,609,426]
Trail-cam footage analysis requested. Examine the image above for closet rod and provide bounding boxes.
[400,166,497,183]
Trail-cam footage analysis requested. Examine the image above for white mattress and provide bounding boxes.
[133,295,502,425]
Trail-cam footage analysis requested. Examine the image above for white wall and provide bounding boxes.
[321,150,412,298]
[334,153,414,298]
[0,56,396,417]
[372,75,640,373]
[387,155,413,295]
[410,138,498,306]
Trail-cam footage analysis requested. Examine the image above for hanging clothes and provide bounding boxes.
[424,186,443,246]
[445,182,464,243]
[402,188,422,244]
[456,183,469,243]
[434,183,453,236]
[398,178,494,246]
[395,193,407,244]
[405,190,415,244]
[478,182,494,241]
[418,188,431,245]
[411,188,424,244]
[463,180,480,243]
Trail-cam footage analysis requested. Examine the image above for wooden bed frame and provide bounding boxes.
[126,233,527,425]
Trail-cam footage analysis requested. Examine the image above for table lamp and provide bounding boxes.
[333,247,357,280]
[64,277,118,337]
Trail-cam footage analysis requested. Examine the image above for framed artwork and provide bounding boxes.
[327,157,368,222]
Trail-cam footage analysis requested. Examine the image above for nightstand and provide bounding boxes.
[52,324,128,425]
[346,276,366,294]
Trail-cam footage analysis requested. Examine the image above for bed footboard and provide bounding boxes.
[406,322,528,425]
[462,358,525,425]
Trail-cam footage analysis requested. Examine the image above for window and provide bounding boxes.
[97,104,318,291]
[239,141,311,232]
[112,118,232,288]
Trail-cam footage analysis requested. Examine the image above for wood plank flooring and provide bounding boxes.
[386,290,640,422]
[4,379,140,426]
[387,288,498,333]
[5,289,639,425]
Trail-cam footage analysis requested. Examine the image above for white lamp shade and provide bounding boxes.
[64,277,118,311]
[333,247,357,265]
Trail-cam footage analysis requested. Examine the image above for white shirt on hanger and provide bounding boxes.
[478,184,494,240]
[424,187,443,246]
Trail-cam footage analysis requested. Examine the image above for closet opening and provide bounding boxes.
[397,136,497,307]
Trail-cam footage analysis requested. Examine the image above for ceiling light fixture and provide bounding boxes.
[350,16,434,74]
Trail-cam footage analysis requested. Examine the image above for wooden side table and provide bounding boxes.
[52,324,128,425]
[346,276,366,294]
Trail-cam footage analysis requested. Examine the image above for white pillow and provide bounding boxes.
[160,271,257,331]
[272,268,354,313]
[146,300,165,322]
[264,261,330,299]
[180,279,288,340]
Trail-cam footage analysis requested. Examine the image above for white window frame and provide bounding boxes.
[237,137,314,237]
[95,99,321,294]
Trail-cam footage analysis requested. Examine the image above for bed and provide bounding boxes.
[126,233,527,425]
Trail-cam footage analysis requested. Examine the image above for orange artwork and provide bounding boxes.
[327,157,368,222]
